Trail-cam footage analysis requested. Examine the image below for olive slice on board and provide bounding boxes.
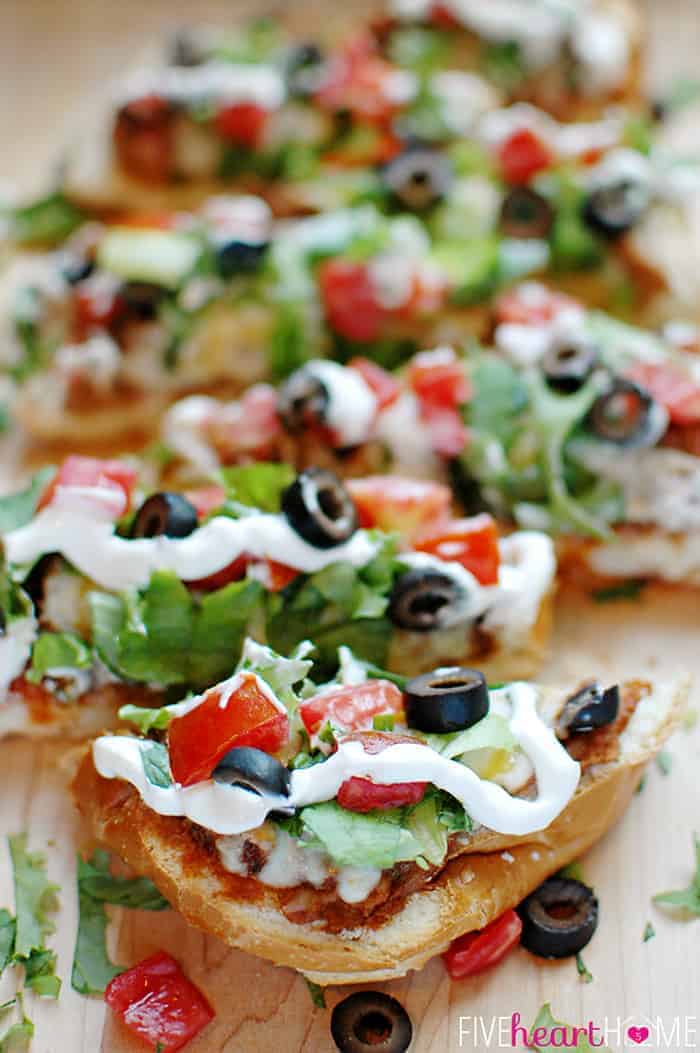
[541,337,599,394]
[281,469,358,548]
[388,567,467,632]
[404,667,489,733]
[586,377,668,447]
[499,186,554,239]
[277,366,330,434]
[382,146,453,212]
[130,492,199,539]
[212,747,291,797]
[518,877,599,958]
[331,991,413,1053]
[558,681,619,737]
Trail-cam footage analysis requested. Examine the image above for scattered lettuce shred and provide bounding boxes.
[72,850,168,996]
[653,833,700,916]
[26,632,91,685]
[528,1004,610,1052]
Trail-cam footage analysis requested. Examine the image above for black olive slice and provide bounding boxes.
[212,746,292,797]
[582,180,649,239]
[499,187,554,239]
[558,681,619,738]
[541,337,599,395]
[281,469,358,549]
[277,367,330,435]
[285,42,325,97]
[130,492,199,539]
[404,666,489,733]
[518,877,599,958]
[331,991,413,1053]
[388,567,467,632]
[382,146,453,212]
[214,238,269,279]
[59,252,95,286]
[169,28,211,66]
[586,377,668,447]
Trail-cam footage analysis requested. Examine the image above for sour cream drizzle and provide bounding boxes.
[4,492,379,592]
[93,683,580,838]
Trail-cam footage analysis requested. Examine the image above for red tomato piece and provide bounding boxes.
[185,555,248,592]
[73,277,125,340]
[422,406,469,458]
[184,485,226,519]
[497,127,554,186]
[316,34,404,121]
[625,362,700,426]
[208,384,281,462]
[429,2,462,29]
[38,456,137,515]
[415,514,501,585]
[318,259,386,343]
[348,357,400,410]
[298,681,405,736]
[215,102,268,148]
[443,909,523,979]
[105,951,214,1053]
[347,475,452,542]
[336,730,427,812]
[265,560,299,592]
[408,348,470,412]
[112,211,178,230]
[168,671,289,786]
[494,284,577,327]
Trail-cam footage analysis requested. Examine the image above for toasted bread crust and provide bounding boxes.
[72,676,688,984]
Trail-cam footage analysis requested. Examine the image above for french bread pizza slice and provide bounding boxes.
[0,456,555,739]
[72,641,689,984]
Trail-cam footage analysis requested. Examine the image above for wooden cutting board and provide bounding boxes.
[0,2,699,1050]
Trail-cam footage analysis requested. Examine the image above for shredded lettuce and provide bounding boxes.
[6,835,61,1000]
[6,192,84,246]
[0,468,54,535]
[118,703,173,734]
[528,1004,610,1052]
[0,998,34,1052]
[237,638,313,709]
[424,712,517,759]
[72,850,168,995]
[26,632,91,684]
[218,462,296,513]
[653,833,700,917]
[140,742,173,788]
[300,802,424,869]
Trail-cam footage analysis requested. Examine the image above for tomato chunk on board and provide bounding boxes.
[105,951,214,1053]
[168,672,289,786]
[415,514,501,585]
[336,730,427,812]
[443,910,523,979]
[347,475,451,542]
[318,259,386,343]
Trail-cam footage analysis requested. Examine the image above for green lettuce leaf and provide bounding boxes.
[22,948,61,997]
[653,833,700,916]
[528,1004,610,1052]
[218,462,296,513]
[8,835,59,959]
[71,849,168,996]
[26,631,91,684]
[0,468,55,535]
[141,742,173,788]
[236,637,313,709]
[0,912,15,976]
[0,1002,34,1053]
[300,802,423,868]
[7,192,84,246]
[424,712,517,759]
[188,578,263,688]
[405,795,448,867]
[118,703,173,734]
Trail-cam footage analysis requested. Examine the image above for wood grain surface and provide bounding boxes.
[1,3,699,1051]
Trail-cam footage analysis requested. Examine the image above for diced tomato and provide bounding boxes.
[316,34,405,122]
[207,384,281,463]
[494,283,578,327]
[185,555,248,592]
[399,268,448,319]
[422,406,469,458]
[184,485,226,519]
[105,951,214,1053]
[73,277,125,340]
[265,560,299,592]
[318,259,386,343]
[38,456,137,516]
[497,127,554,186]
[347,475,452,542]
[408,348,470,411]
[112,211,178,230]
[625,362,700,426]
[415,514,501,585]
[665,422,700,457]
[443,909,523,979]
[429,2,462,29]
[348,357,400,411]
[336,730,427,812]
[299,681,405,736]
[215,102,268,148]
[168,671,289,786]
